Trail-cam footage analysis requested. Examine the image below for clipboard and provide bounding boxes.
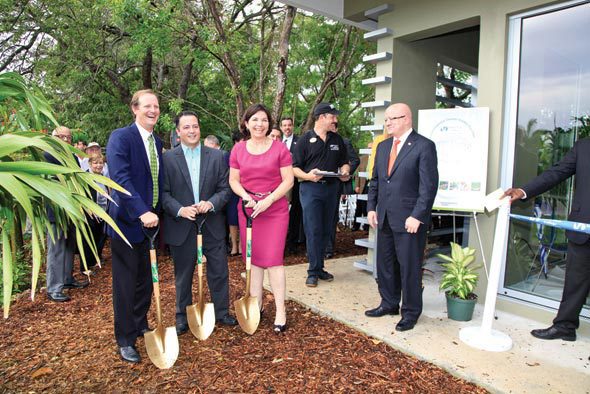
[313,170,342,177]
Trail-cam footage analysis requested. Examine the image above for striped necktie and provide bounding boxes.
[148,134,159,207]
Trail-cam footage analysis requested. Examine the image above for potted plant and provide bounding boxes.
[437,242,481,321]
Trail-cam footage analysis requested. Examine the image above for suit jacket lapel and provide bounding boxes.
[390,130,418,176]
[174,146,194,196]
[199,146,210,193]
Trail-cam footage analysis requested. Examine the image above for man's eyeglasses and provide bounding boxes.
[385,115,406,121]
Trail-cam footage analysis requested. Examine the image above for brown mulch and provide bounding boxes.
[0,228,486,393]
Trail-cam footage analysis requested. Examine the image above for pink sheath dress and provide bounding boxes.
[229,139,292,268]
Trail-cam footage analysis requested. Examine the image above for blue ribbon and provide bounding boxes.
[509,214,590,235]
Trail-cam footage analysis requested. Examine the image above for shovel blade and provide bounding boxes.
[145,326,179,369]
[187,302,215,340]
[234,296,260,335]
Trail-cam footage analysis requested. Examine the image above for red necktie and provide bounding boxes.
[387,139,401,176]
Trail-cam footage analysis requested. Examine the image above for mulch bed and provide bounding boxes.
[0,228,486,393]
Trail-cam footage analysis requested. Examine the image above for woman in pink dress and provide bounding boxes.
[229,103,294,333]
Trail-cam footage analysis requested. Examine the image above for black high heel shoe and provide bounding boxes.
[273,324,287,333]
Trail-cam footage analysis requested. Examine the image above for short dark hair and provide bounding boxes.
[231,129,243,144]
[280,117,293,124]
[240,103,273,140]
[174,110,199,127]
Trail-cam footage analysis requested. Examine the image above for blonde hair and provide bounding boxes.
[130,89,156,110]
[88,153,104,164]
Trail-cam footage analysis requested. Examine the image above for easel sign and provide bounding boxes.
[418,107,490,212]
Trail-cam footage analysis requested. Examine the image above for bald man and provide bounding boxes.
[365,103,438,332]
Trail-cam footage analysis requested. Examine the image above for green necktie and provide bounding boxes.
[148,134,159,207]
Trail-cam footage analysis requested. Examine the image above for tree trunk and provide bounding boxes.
[271,5,296,127]
[205,0,244,126]
[142,47,153,89]
[178,59,193,101]
[303,26,353,131]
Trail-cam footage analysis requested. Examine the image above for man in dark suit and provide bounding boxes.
[45,126,89,302]
[365,103,438,332]
[161,111,237,335]
[106,89,163,363]
[282,117,304,253]
[504,138,590,342]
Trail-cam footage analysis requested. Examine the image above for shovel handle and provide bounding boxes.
[245,227,252,271]
[197,234,203,266]
[150,249,163,326]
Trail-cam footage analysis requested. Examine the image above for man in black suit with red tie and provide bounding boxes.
[504,137,590,342]
[365,103,438,332]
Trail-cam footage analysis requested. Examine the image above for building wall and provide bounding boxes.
[364,0,588,334]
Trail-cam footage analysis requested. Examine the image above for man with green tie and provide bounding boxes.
[106,89,163,364]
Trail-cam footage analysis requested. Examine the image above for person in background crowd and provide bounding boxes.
[80,153,109,273]
[226,131,243,256]
[324,122,360,258]
[292,103,350,288]
[281,117,304,253]
[204,134,221,149]
[229,103,294,333]
[75,138,87,154]
[162,111,237,335]
[352,142,372,231]
[503,137,590,342]
[45,126,89,303]
[106,89,163,364]
[80,142,109,177]
[365,103,438,332]
[270,127,282,141]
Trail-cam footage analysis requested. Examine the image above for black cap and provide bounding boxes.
[313,102,341,117]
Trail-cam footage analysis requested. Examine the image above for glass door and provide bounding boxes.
[501,1,590,314]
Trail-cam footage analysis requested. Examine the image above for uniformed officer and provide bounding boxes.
[292,102,350,287]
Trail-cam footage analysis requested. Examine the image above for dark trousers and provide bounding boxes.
[80,219,106,271]
[111,237,153,347]
[46,224,76,293]
[287,181,305,248]
[170,227,230,325]
[325,191,342,254]
[553,239,590,329]
[300,181,340,276]
[376,215,427,322]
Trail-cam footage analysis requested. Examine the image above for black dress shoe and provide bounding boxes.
[216,315,238,326]
[119,346,141,363]
[305,276,318,287]
[395,318,417,332]
[531,325,576,341]
[318,270,334,282]
[325,252,334,259]
[273,324,287,334]
[176,323,189,335]
[47,291,71,302]
[364,306,399,317]
[63,279,90,289]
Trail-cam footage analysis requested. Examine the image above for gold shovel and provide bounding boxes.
[234,200,260,335]
[187,215,215,340]
[142,225,179,369]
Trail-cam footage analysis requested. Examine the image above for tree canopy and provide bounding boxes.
[1,0,376,149]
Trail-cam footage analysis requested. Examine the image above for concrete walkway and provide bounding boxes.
[265,256,590,394]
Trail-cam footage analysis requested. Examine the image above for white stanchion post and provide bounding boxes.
[459,200,513,351]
